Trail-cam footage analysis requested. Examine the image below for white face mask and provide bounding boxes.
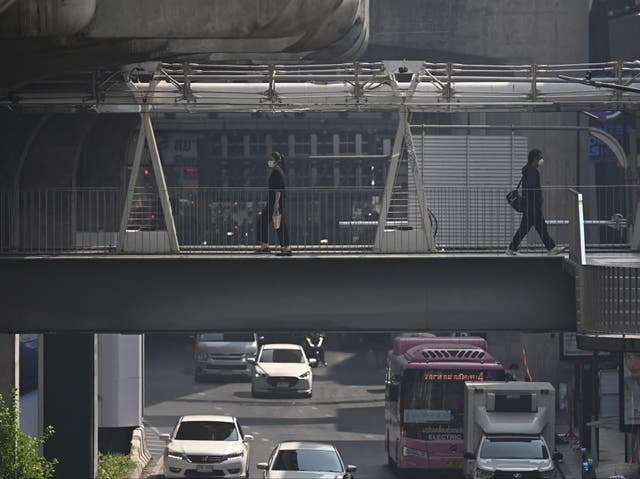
[538,158,544,167]
[267,160,275,168]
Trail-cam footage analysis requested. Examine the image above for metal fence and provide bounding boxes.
[581,265,640,334]
[0,185,636,254]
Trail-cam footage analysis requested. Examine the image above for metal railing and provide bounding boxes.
[0,186,636,254]
[581,265,640,334]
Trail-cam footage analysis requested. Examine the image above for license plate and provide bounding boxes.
[443,458,463,468]
[277,381,289,388]
[196,465,214,473]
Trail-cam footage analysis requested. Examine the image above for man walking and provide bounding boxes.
[507,148,564,255]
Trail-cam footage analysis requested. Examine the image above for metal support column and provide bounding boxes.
[374,107,434,252]
[143,112,179,252]
[374,108,407,250]
[117,97,179,253]
[404,124,435,251]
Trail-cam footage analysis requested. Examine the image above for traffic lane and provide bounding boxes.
[143,337,392,478]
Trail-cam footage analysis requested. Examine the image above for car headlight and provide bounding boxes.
[540,468,559,479]
[254,370,268,378]
[474,468,494,479]
[166,450,187,461]
[402,446,427,458]
[299,371,310,378]
[195,352,208,361]
[225,450,244,459]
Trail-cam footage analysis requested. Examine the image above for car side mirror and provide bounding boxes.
[246,356,256,365]
[463,452,475,460]
[346,465,357,472]
[160,433,171,442]
[309,358,318,367]
[553,452,564,462]
[256,462,269,470]
[244,434,254,442]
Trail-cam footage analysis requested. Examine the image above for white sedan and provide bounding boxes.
[249,344,316,398]
[162,415,253,478]
[257,442,357,478]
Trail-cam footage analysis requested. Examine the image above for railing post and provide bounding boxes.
[569,189,587,265]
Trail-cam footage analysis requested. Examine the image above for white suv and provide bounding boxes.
[249,344,316,398]
[162,415,253,478]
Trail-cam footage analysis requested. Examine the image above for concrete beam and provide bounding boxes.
[0,255,576,333]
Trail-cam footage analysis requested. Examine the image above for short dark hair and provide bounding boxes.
[527,148,543,164]
[271,151,285,171]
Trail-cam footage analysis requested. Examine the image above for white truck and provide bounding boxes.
[463,382,563,479]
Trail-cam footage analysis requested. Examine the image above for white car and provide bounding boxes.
[162,415,253,478]
[257,442,357,478]
[249,344,315,398]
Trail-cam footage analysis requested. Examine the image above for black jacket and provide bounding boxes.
[521,164,542,209]
[268,167,285,207]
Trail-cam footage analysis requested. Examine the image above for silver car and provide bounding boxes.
[257,442,357,478]
[194,333,258,381]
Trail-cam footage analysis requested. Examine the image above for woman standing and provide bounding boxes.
[256,151,291,255]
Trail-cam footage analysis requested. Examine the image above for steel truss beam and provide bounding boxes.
[118,97,179,253]
[4,61,640,113]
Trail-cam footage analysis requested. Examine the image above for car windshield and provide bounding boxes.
[198,333,254,342]
[272,449,343,472]
[260,348,304,363]
[480,437,549,460]
[175,421,238,441]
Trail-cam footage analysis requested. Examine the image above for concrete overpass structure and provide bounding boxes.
[0,0,369,90]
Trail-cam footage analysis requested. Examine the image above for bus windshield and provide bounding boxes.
[400,369,504,441]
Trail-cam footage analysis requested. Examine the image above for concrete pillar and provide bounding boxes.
[0,334,19,401]
[42,334,97,479]
[98,334,143,453]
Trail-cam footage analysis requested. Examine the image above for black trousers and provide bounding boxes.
[509,207,556,251]
[258,203,290,247]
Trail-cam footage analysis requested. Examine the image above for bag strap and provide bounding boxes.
[515,176,523,190]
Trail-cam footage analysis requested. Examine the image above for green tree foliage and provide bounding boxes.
[97,453,136,479]
[0,390,56,479]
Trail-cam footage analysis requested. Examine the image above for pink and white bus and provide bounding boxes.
[385,336,505,474]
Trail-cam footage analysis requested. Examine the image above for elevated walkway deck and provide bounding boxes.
[0,253,576,333]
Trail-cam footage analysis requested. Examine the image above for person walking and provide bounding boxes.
[506,148,564,255]
[256,151,292,255]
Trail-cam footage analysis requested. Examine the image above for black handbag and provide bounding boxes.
[506,177,525,213]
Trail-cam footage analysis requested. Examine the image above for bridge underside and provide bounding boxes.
[0,255,576,333]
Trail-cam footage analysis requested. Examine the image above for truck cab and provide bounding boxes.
[463,382,562,479]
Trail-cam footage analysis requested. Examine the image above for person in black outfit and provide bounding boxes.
[507,149,563,255]
[257,151,291,255]
[304,332,327,366]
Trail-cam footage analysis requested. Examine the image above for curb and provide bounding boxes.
[125,426,153,479]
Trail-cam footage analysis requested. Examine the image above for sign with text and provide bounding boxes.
[424,371,485,382]
[404,409,452,423]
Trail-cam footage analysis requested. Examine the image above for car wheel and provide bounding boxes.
[305,391,313,398]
